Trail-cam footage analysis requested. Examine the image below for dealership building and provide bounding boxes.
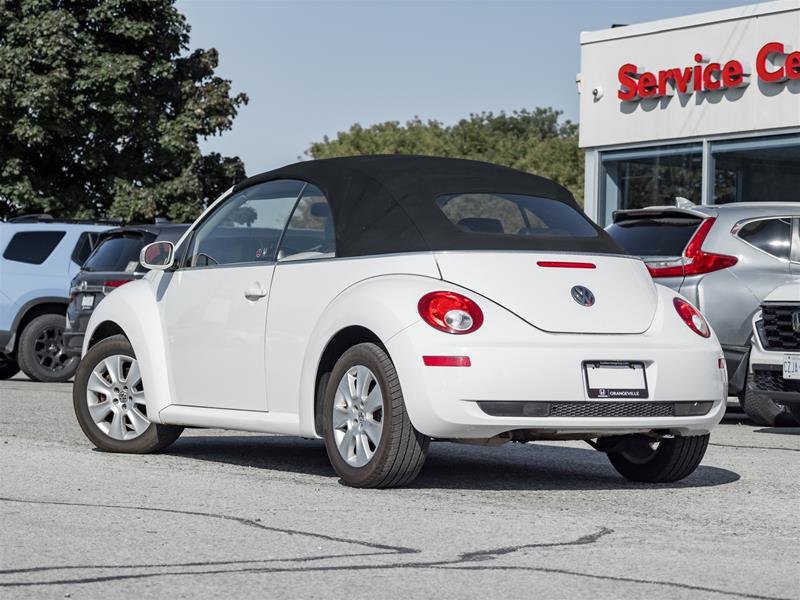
[578,0,800,225]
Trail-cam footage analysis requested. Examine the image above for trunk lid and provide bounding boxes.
[434,252,658,334]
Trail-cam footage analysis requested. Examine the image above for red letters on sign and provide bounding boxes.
[617,41,792,101]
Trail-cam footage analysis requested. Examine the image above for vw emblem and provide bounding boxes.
[571,285,595,307]
[792,310,800,333]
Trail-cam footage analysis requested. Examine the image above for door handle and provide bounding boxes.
[244,284,268,301]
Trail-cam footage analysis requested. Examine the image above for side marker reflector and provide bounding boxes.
[423,356,471,367]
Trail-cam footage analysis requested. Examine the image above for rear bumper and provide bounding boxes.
[63,331,85,358]
[722,345,750,396]
[64,304,93,357]
[386,319,727,440]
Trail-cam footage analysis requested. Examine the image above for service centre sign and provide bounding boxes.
[618,41,800,100]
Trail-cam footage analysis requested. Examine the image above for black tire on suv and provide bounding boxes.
[17,313,79,383]
[0,358,20,380]
[741,381,791,426]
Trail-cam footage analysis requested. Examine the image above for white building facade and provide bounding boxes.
[578,0,800,224]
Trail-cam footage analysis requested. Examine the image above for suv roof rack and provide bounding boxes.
[8,214,123,225]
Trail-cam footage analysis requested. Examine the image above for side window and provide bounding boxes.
[736,218,791,260]
[3,231,66,264]
[187,180,304,268]
[71,232,101,266]
[278,185,335,261]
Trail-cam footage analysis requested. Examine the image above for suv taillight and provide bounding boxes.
[418,291,483,334]
[647,217,738,278]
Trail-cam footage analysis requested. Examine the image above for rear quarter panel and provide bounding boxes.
[265,253,441,437]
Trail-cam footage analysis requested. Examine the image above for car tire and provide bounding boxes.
[17,313,79,383]
[783,403,800,425]
[0,358,20,380]
[73,335,183,454]
[742,381,788,426]
[322,342,429,488]
[606,434,709,483]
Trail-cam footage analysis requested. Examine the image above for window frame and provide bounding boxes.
[178,179,308,271]
[276,184,337,263]
[732,215,795,263]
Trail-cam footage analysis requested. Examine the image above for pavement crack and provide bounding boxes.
[710,443,800,452]
[439,565,792,600]
[0,496,417,554]
[458,527,613,562]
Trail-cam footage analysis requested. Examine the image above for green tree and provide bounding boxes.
[0,0,248,222]
[307,108,585,204]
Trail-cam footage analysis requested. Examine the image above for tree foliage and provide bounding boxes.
[307,108,585,204]
[0,0,248,222]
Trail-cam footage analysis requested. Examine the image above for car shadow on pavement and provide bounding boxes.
[755,426,800,436]
[165,434,740,491]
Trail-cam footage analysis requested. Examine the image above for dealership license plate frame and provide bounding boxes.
[583,360,649,399]
[80,294,94,310]
[783,354,800,380]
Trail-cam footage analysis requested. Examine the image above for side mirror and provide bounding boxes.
[140,241,175,271]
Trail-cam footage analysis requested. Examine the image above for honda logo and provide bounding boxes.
[792,310,800,333]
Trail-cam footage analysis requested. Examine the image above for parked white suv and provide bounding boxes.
[746,282,800,425]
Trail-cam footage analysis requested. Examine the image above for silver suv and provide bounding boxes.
[606,203,799,408]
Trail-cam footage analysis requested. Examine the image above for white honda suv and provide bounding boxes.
[72,156,727,488]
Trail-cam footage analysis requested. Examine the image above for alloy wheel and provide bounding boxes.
[332,365,384,467]
[33,326,70,373]
[86,354,149,440]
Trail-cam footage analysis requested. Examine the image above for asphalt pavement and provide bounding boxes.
[1,376,799,600]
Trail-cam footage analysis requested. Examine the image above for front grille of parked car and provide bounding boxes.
[760,304,800,350]
[476,401,712,418]
[753,367,800,394]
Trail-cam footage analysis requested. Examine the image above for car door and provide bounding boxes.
[159,179,305,412]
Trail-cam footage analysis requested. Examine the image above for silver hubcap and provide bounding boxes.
[332,365,384,467]
[86,354,149,441]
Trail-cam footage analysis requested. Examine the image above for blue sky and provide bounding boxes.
[176,0,753,175]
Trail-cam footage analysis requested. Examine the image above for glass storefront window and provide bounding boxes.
[599,144,702,225]
[712,135,800,204]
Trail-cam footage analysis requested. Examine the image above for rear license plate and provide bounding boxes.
[583,361,648,399]
[80,295,94,310]
[783,355,800,380]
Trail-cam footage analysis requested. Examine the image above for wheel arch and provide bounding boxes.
[10,298,69,353]
[86,320,128,349]
[313,325,387,436]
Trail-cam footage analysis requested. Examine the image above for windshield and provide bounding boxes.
[606,216,702,256]
[83,233,154,272]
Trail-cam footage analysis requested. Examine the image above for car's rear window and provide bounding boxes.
[3,230,66,264]
[606,216,703,256]
[435,193,599,238]
[83,233,154,272]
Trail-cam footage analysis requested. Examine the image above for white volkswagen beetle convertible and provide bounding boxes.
[73,156,727,487]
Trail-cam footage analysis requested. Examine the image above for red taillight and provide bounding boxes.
[647,217,738,278]
[673,297,711,338]
[103,280,130,289]
[418,291,483,334]
[423,356,471,367]
[537,261,596,269]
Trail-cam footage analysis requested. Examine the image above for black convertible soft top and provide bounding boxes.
[233,155,623,257]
